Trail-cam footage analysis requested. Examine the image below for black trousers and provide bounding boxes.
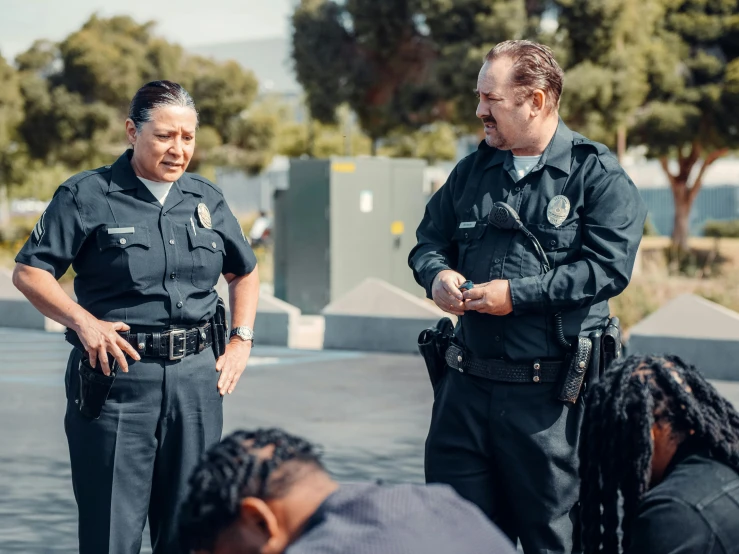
[425,366,583,554]
[64,346,223,554]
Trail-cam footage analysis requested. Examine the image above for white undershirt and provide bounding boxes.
[138,177,174,205]
[512,154,542,181]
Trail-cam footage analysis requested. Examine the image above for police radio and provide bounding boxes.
[487,202,569,349]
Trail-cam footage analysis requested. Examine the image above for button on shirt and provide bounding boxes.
[628,443,739,554]
[286,483,516,554]
[409,120,647,361]
[16,150,257,328]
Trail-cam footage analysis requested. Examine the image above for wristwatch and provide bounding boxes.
[229,326,254,345]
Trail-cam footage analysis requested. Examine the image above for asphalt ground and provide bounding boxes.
[1,328,738,553]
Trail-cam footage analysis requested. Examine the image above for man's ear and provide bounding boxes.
[240,497,278,538]
[530,90,546,115]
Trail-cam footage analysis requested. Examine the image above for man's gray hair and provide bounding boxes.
[485,40,564,112]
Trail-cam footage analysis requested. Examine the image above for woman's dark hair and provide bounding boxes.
[179,428,325,552]
[128,80,198,131]
[579,354,739,553]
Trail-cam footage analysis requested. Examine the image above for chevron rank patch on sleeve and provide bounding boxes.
[32,212,46,244]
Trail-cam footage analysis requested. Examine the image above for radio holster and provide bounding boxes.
[557,336,593,404]
[212,296,228,358]
[418,317,455,390]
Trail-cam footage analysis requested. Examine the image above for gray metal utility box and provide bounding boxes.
[274,157,428,314]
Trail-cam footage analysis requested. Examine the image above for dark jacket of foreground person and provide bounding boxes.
[629,443,739,554]
[285,482,516,554]
[179,428,517,554]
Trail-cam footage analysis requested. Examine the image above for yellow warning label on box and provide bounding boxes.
[391,221,405,235]
[332,162,356,173]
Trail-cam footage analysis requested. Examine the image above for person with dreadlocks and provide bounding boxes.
[579,354,739,554]
[179,428,517,554]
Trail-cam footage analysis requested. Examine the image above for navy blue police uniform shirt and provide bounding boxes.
[286,482,517,554]
[15,150,257,328]
[409,120,647,361]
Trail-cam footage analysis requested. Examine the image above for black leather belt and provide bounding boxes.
[445,344,564,383]
[120,323,213,361]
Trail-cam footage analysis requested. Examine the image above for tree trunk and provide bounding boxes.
[371,137,378,156]
[616,125,626,163]
[671,186,691,253]
[659,145,729,256]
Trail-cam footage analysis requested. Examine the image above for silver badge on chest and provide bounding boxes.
[546,195,570,228]
[197,203,212,229]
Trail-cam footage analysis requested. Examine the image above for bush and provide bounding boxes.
[703,220,739,238]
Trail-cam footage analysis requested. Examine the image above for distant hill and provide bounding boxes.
[189,36,300,94]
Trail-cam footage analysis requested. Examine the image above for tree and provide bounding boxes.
[292,0,438,152]
[0,54,24,229]
[10,14,273,186]
[380,122,458,163]
[291,0,550,149]
[558,0,739,252]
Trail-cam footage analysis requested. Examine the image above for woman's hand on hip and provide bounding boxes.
[76,317,141,375]
[216,339,252,395]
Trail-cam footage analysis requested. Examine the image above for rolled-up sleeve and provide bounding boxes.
[15,187,88,279]
[509,169,647,315]
[408,167,461,299]
[216,197,257,277]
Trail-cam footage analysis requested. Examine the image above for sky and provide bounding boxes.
[0,0,295,61]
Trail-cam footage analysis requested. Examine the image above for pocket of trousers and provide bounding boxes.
[78,357,117,420]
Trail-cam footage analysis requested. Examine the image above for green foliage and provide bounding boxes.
[626,0,739,155]
[2,14,271,199]
[379,122,458,163]
[704,220,739,239]
[292,0,439,142]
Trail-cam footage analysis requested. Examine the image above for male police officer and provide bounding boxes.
[409,40,647,552]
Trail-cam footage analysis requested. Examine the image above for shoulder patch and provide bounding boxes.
[32,211,46,244]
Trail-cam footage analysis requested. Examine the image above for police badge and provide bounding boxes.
[197,203,212,229]
[546,195,570,228]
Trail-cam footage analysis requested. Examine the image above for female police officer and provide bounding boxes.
[12,80,259,554]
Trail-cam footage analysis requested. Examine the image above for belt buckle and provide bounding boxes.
[169,329,187,360]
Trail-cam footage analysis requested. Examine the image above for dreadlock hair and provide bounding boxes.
[579,354,739,554]
[179,428,326,552]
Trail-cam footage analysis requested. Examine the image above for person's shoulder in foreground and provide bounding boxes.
[629,445,739,554]
[287,481,515,554]
[179,428,516,554]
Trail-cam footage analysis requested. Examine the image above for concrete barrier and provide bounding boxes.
[215,278,301,347]
[322,278,450,353]
[628,294,739,381]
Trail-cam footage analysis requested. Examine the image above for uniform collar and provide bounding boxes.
[483,118,573,176]
[108,150,203,200]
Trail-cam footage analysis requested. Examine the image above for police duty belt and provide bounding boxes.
[445,344,564,383]
[120,323,214,361]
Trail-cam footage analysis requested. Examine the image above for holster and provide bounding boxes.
[211,296,228,358]
[77,355,117,420]
[601,316,622,372]
[418,317,455,390]
[557,336,593,404]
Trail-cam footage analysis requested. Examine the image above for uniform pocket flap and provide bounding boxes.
[187,226,225,253]
[97,225,151,250]
[453,222,486,242]
[530,223,579,251]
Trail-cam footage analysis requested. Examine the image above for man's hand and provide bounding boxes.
[462,280,513,316]
[76,317,141,375]
[216,339,252,395]
[432,270,467,316]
